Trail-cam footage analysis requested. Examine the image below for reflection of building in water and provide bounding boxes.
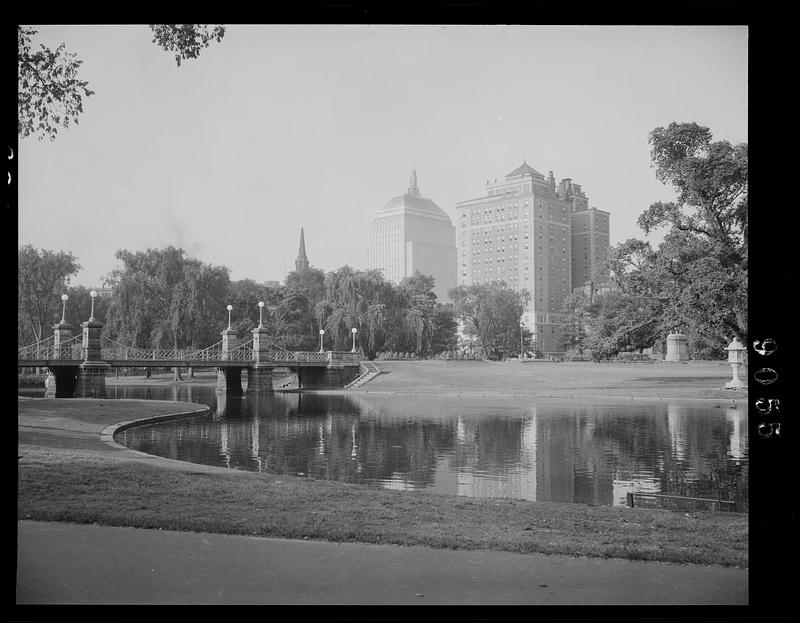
[667,403,688,461]
[519,409,537,501]
[220,422,230,468]
[250,415,262,472]
[434,408,538,501]
[536,414,576,503]
[214,391,227,421]
[726,406,747,461]
[382,477,415,492]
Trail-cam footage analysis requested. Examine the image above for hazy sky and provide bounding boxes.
[18,25,748,288]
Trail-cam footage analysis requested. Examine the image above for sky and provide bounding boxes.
[18,25,748,288]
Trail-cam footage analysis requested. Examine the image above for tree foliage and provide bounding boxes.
[562,289,662,361]
[312,267,457,358]
[609,123,747,353]
[18,24,226,141]
[449,282,529,360]
[65,285,110,328]
[105,247,230,352]
[149,24,226,67]
[18,245,81,343]
[18,26,94,141]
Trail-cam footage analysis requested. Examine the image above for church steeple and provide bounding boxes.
[295,227,309,272]
[407,167,420,196]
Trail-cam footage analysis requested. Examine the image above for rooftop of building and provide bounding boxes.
[379,192,451,218]
[378,167,451,219]
[505,161,545,180]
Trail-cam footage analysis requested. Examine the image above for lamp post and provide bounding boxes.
[724,337,747,389]
[319,329,325,353]
[226,304,233,330]
[89,290,97,322]
[60,294,69,324]
[258,301,264,328]
[351,327,358,353]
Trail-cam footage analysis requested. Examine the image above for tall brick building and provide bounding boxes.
[367,168,457,301]
[454,161,610,355]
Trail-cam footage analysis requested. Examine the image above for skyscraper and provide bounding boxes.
[295,227,310,272]
[367,168,457,301]
[454,161,610,356]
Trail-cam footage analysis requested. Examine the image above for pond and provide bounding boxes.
[108,383,748,508]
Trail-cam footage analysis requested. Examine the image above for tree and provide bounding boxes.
[281,267,327,350]
[399,271,437,355]
[148,25,226,67]
[429,304,459,354]
[449,282,529,360]
[17,26,94,141]
[105,247,230,379]
[611,123,747,350]
[581,291,663,360]
[176,263,231,348]
[18,25,225,141]
[18,245,81,343]
[561,289,593,354]
[285,267,326,307]
[65,285,110,328]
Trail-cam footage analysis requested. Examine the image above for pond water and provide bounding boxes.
[107,384,748,508]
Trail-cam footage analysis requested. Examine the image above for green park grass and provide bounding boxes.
[18,452,747,568]
[18,362,748,568]
[359,359,744,401]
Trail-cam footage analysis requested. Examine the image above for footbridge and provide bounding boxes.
[18,318,361,398]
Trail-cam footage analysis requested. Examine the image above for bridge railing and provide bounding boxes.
[261,351,329,363]
[19,334,361,365]
[18,335,82,360]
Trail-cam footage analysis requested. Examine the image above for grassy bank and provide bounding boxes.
[18,398,748,568]
[18,451,747,568]
[359,360,746,401]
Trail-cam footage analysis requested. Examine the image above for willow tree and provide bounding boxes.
[105,247,229,379]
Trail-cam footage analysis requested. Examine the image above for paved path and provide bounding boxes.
[17,521,747,605]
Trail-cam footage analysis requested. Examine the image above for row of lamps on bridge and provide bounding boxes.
[59,290,98,324]
[61,293,358,353]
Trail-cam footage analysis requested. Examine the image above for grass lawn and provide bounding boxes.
[360,359,745,402]
[18,394,748,569]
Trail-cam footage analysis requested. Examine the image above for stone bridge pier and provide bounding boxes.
[44,320,78,398]
[214,324,277,395]
[44,366,79,398]
[247,323,275,393]
[44,318,109,398]
[76,318,111,397]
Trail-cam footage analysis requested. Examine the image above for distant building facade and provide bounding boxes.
[454,161,611,356]
[570,204,611,289]
[367,168,457,301]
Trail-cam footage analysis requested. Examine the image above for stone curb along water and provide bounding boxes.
[99,402,211,453]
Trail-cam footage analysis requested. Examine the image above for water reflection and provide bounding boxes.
[109,384,748,508]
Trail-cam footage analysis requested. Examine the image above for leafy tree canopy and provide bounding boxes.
[18,26,94,141]
[18,245,81,343]
[19,24,226,141]
[105,247,230,351]
[610,123,747,350]
[148,24,226,67]
[449,281,529,360]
